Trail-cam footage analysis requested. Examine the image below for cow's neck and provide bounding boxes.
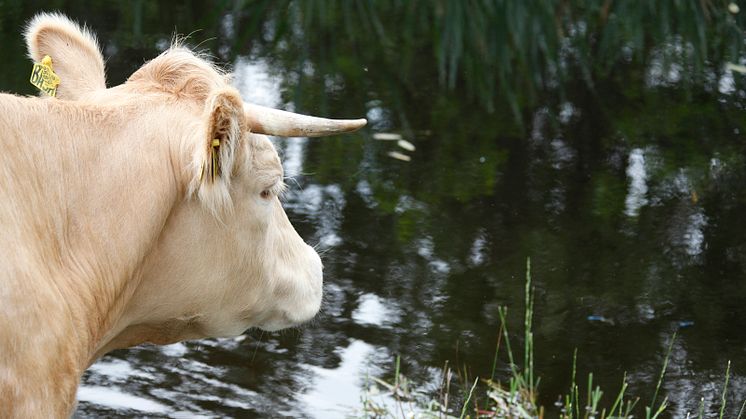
[64,102,189,359]
[0,95,187,390]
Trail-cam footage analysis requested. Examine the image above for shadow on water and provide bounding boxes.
[3,1,746,417]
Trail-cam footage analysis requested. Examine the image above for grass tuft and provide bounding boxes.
[356,258,741,418]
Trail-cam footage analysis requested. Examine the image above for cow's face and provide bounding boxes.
[129,128,324,340]
[222,133,324,333]
[116,56,342,341]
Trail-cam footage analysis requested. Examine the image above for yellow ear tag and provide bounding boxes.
[211,139,220,180]
[30,55,60,97]
[199,139,222,183]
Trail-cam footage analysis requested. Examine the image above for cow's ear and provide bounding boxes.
[25,13,106,100]
[191,88,245,216]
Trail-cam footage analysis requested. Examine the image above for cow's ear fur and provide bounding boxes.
[25,13,106,100]
[191,88,245,216]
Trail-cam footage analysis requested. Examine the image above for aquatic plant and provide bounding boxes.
[356,258,742,418]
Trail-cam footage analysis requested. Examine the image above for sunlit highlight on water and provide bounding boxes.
[625,148,648,217]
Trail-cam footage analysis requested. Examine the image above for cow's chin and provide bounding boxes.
[202,295,322,336]
[255,307,319,332]
[253,244,324,332]
[256,320,290,333]
[202,317,300,337]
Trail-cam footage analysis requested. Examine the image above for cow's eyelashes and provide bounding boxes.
[260,180,287,200]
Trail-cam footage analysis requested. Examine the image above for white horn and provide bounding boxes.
[244,102,367,137]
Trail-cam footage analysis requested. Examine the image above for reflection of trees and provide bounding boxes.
[234,0,744,118]
[3,1,744,113]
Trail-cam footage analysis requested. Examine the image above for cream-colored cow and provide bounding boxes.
[0,13,365,417]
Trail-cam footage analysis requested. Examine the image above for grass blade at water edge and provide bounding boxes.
[648,331,676,418]
[524,257,534,394]
[607,372,628,417]
[394,355,400,388]
[585,372,592,419]
[560,348,576,417]
[490,323,503,382]
[719,360,731,419]
[698,397,705,419]
[394,354,406,419]
[497,306,517,377]
[647,397,668,419]
[459,377,479,419]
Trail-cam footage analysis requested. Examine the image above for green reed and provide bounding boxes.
[358,257,742,418]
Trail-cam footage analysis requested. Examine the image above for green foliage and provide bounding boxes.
[2,1,744,122]
[235,0,745,116]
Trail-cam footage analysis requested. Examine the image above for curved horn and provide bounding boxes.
[244,102,367,137]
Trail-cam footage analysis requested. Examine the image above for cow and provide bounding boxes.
[0,13,365,417]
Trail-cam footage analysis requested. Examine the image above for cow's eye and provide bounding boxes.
[260,180,286,201]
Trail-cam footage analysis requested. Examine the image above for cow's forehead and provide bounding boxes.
[252,134,276,153]
[250,134,282,172]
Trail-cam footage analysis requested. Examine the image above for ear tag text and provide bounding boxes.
[30,55,60,97]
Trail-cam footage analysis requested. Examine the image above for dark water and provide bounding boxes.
[3,2,746,417]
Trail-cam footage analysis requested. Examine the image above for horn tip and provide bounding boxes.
[349,118,367,131]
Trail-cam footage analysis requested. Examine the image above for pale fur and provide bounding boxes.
[25,13,106,99]
[1,14,323,417]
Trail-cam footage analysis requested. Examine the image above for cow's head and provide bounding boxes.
[25,14,365,349]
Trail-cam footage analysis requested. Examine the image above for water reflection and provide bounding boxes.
[468,229,488,267]
[281,137,308,180]
[352,293,400,328]
[233,57,283,108]
[77,386,170,416]
[299,340,387,418]
[684,210,707,257]
[625,148,649,217]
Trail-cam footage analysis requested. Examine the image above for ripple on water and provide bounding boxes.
[76,385,170,415]
[161,342,189,357]
[86,358,155,382]
[351,293,401,328]
[299,340,394,419]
